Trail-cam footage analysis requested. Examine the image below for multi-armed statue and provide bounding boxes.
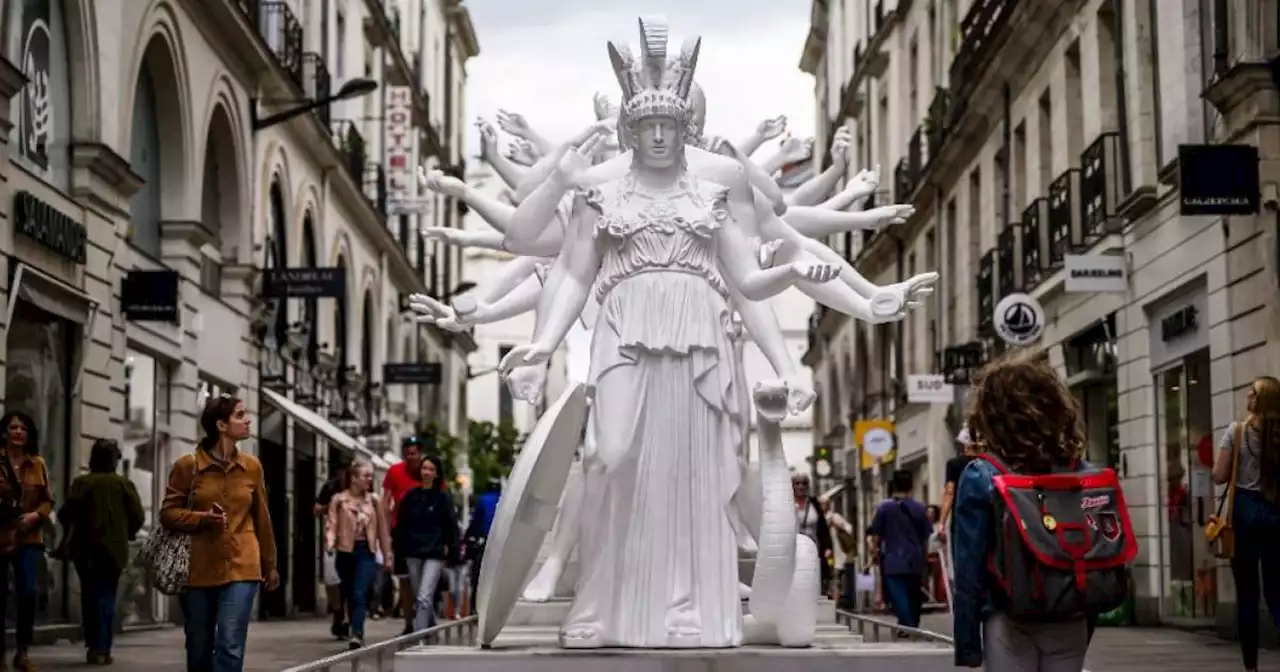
[409,16,937,650]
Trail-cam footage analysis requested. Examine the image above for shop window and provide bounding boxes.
[122,349,172,626]
[4,300,74,624]
[6,0,74,191]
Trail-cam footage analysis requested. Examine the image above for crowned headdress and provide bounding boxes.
[609,17,701,130]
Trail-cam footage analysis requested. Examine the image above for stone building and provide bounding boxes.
[801,0,1280,635]
[0,0,477,631]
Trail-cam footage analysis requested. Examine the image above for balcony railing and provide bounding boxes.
[1080,132,1125,243]
[977,249,995,335]
[1021,199,1049,291]
[301,52,332,127]
[331,121,367,190]
[257,1,304,89]
[925,87,953,164]
[948,0,1019,125]
[1048,169,1082,267]
[874,0,886,34]
[997,224,1020,299]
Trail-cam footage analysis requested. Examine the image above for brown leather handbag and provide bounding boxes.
[1205,423,1243,559]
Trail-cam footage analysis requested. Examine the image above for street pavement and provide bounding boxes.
[920,611,1275,671]
[25,616,407,671]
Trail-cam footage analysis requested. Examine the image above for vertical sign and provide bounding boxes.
[19,0,53,170]
[385,86,413,203]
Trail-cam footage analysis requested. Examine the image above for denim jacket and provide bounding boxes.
[951,455,1093,667]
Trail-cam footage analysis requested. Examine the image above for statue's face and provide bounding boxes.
[634,117,683,169]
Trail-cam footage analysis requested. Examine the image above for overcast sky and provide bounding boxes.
[461,0,816,158]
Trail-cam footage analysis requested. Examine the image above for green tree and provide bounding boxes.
[467,419,521,493]
[415,421,461,487]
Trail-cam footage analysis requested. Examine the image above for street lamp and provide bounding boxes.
[251,78,380,132]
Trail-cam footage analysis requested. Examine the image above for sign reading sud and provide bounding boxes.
[906,374,953,404]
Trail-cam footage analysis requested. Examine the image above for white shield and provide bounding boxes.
[476,382,589,646]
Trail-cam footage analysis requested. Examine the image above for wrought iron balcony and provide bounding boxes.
[874,0,886,33]
[257,1,304,89]
[997,224,1021,299]
[1021,198,1049,291]
[893,158,914,206]
[925,87,953,164]
[977,249,995,335]
[330,121,367,190]
[1048,169,1082,267]
[1080,132,1125,243]
[948,0,1019,125]
[301,52,332,127]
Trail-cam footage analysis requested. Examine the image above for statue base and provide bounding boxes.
[507,598,839,627]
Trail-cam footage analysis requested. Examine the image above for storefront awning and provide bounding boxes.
[260,388,381,465]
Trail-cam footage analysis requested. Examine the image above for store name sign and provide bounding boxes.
[385,86,414,203]
[1064,254,1127,293]
[1178,144,1260,216]
[14,191,87,264]
[262,267,346,298]
[906,374,953,404]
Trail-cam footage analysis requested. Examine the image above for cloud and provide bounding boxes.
[462,3,816,159]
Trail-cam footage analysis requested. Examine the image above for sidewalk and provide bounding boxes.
[26,616,406,671]
[920,612,1273,671]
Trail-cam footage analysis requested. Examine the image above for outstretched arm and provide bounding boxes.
[787,160,845,207]
[477,120,528,191]
[783,204,912,239]
[820,167,878,212]
[736,115,788,158]
[481,255,542,304]
[471,274,542,323]
[526,194,602,350]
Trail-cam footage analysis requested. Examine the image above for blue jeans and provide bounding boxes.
[74,562,120,654]
[0,545,42,652]
[336,542,377,637]
[181,581,260,672]
[1231,489,1280,670]
[882,573,923,628]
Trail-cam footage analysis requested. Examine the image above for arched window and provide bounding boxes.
[7,0,74,190]
[361,289,374,426]
[302,215,318,362]
[335,254,349,377]
[266,179,288,346]
[200,105,240,295]
[128,61,162,255]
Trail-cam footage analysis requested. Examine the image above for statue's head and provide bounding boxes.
[607,16,701,170]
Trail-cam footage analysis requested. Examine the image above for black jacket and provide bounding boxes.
[393,487,459,563]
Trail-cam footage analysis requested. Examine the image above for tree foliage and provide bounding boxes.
[467,419,521,493]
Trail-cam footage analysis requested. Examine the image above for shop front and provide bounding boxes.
[1062,315,1120,470]
[1147,279,1216,626]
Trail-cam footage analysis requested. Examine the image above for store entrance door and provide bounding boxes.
[1156,348,1216,625]
[292,436,317,613]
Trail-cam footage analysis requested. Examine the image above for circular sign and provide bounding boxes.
[862,427,894,458]
[994,292,1046,346]
[815,459,832,477]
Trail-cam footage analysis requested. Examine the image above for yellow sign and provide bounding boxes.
[854,419,896,470]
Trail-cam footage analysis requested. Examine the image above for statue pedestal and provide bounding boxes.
[507,598,839,627]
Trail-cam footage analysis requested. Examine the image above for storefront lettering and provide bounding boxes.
[13,191,87,264]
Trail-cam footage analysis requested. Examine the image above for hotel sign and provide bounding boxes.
[385,86,414,204]
[14,191,86,264]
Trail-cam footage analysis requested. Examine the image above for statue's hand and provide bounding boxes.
[756,115,788,141]
[703,135,731,156]
[783,376,817,415]
[777,136,809,163]
[420,226,461,246]
[505,365,547,404]
[496,109,532,139]
[865,272,937,322]
[554,133,606,186]
[419,168,467,199]
[406,293,452,322]
[748,237,785,269]
[592,92,619,121]
[475,118,499,159]
[867,204,914,227]
[788,260,841,284]
[499,342,555,373]
[830,125,853,167]
[844,165,880,205]
[752,379,791,424]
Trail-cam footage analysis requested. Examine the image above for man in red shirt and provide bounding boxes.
[380,435,424,634]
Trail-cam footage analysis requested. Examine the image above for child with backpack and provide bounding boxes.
[951,350,1137,670]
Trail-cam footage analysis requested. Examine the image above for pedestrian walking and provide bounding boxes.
[326,459,390,649]
[380,436,426,634]
[0,410,55,671]
[160,395,279,672]
[57,439,145,665]
[395,455,459,631]
[867,470,932,629]
[792,473,835,595]
[314,459,350,639]
[1212,376,1280,672]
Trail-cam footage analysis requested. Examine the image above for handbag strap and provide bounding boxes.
[186,452,200,509]
[1218,423,1244,523]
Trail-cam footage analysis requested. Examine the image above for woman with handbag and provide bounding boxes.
[160,395,278,672]
[1212,376,1280,672]
[57,439,145,665]
[325,459,390,649]
[0,411,54,671]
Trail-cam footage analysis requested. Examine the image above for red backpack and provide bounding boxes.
[977,453,1137,622]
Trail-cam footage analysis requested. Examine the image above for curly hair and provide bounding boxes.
[965,348,1086,473]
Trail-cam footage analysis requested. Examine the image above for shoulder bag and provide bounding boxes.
[1205,423,1243,559]
[140,454,199,594]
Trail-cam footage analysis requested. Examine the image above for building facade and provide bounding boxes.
[802,0,1280,637]
[0,0,477,631]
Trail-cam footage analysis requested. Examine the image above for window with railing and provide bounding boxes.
[1081,132,1124,242]
[977,249,995,336]
[1021,199,1048,291]
[1048,170,1081,266]
[997,224,1019,299]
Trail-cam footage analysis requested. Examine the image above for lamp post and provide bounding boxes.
[251,78,380,132]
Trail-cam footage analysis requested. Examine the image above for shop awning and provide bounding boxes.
[260,388,380,464]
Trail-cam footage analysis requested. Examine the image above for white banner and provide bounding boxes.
[385,86,414,202]
[906,374,953,404]
[1064,254,1127,293]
